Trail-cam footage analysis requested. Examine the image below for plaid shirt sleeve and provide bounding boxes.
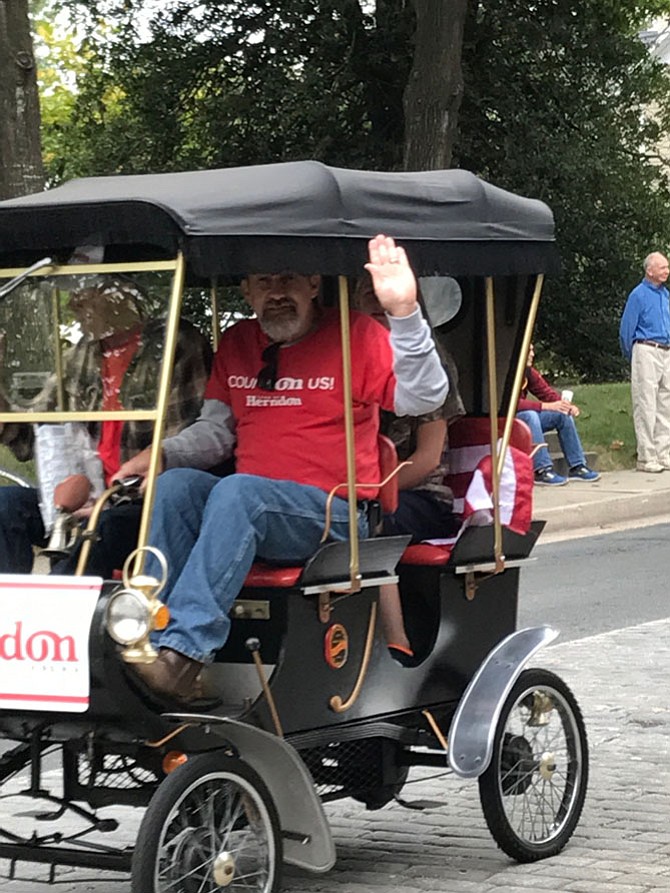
[121,319,213,461]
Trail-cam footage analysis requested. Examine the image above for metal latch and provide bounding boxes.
[232,599,270,620]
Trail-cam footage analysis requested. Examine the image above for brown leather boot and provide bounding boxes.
[130,648,203,704]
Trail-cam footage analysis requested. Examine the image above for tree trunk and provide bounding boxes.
[0,0,44,199]
[403,0,468,171]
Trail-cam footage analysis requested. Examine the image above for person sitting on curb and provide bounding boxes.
[516,344,599,487]
[116,235,449,704]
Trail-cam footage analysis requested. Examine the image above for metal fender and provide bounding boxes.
[165,714,335,873]
[447,625,559,779]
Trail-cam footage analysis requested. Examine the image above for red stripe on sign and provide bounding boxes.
[0,693,88,704]
[0,582,99,591]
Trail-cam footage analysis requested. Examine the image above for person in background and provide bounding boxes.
[516,344,599,487]
[619,251,670,473]
[0,262,212,576]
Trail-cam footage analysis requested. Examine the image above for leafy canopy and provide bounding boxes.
[40,0,670,380]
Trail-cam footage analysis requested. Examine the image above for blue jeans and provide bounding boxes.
[145,470,369,663]
[382,490,460,542]
[516,410,586,472]
[0,486,45,572]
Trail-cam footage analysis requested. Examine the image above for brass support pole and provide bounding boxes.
[50,286,65,411]
[0,260,178,280]
[497,274,545,479]
[338,275,361,594]
[133,253,187,576]
[210,278,220,352]
[75,482,123,575]
[484,277,504,572]
[246,638,283,738]
[422,709,449,752]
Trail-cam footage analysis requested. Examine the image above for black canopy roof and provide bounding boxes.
[0,162,559,278]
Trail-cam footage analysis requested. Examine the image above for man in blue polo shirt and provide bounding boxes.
[619,252,670,473]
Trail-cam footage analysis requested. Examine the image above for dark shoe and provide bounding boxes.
[534,468,567,486]
[129,648,203,704]
[568,464,600,482]
[388,644,422,668]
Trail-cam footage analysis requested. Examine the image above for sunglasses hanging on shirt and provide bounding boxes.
[257,342,281,391]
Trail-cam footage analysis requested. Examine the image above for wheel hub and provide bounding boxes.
[213,850,236,886]
[539,750,557,780]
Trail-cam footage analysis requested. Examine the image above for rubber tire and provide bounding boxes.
[131,752,283,893]
[478,667,588,862]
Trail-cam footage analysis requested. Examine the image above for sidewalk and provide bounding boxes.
[532,467,670,539]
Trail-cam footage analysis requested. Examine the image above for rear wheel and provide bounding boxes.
[131,752,282,893]
[478,667,588,862]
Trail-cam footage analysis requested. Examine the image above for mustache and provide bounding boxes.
[261,298,297,316]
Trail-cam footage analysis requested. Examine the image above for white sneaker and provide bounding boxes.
[637,461,664,473]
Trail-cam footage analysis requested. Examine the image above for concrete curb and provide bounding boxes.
[536,489,670,535]
[532,468,670,537]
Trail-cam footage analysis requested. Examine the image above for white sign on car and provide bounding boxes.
[0,574,102,712]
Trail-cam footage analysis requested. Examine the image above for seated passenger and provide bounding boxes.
[116,235,449,703]
[355,273,463,663]
[0,252,212,576]
[516,343,599,487]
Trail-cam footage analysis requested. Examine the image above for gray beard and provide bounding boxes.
[259,311,306,343]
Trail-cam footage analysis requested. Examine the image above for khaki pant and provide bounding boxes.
[631,342,670,464]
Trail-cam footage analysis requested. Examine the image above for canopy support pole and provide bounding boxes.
[133,252,187,574]
[338,275,361,593]
[484,277,504,572]
[497,274,544,480]
[210,278,220,352]
[50,285,65,411]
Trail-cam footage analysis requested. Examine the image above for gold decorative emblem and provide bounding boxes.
[324,624,349,669]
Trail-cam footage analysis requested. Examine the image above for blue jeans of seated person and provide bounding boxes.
[382,490,460,543]
[0,486,46,572]
[144,470,370,664]
[0,485,142,576]
[516,409,587,473]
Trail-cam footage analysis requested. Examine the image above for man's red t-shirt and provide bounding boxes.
[204,309,396,499]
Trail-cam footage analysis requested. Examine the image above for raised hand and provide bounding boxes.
[364,234,417,318]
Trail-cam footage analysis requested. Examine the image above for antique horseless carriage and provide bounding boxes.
[0,163,588,891]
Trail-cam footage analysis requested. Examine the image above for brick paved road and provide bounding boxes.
[1,618,669,892]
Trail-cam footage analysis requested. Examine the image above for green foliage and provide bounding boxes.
[53,1,413,175]
[37,1,670,383]
[0,445,36,485]
[556,381,636,470]
[456,0,670,381]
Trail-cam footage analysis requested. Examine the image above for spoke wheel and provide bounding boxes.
[478,667,588,862]
[131,752,282,893]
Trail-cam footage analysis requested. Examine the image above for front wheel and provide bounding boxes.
[478,667,588,862]
[131,752,283,893]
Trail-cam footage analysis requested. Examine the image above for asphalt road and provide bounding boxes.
[519,521,670,641]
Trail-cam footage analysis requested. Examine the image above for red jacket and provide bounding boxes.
[517,366,560,412]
